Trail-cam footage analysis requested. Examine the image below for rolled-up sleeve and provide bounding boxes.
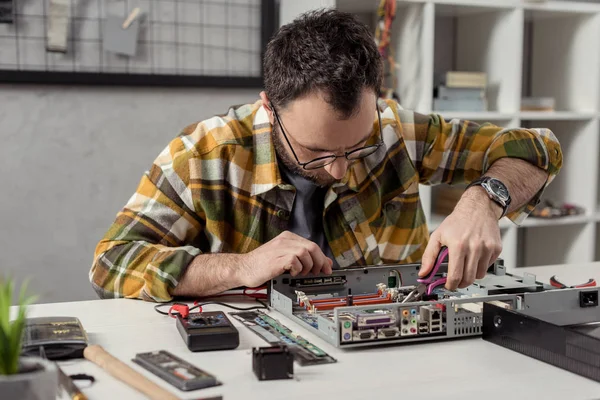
[393,103,563,225]
[89,135,204,302]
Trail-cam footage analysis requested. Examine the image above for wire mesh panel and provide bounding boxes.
[0,0,276,87]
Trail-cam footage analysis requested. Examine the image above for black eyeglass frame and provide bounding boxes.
[271,104,384,170]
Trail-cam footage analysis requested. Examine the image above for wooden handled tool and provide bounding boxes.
[83,345,179,400]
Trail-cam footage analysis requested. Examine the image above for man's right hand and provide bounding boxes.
[236,231,333,288]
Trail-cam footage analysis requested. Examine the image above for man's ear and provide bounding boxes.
[259,91,274,124]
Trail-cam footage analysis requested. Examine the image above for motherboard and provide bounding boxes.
[268,260,575,348]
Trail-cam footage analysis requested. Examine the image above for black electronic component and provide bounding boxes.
[21,317,88,360]
[132,350,221,391]
[252,345,294,381]
[579,290,599,308]
[482,303,600,383]
[176,311,239,352]
[387,275,397,288]
[230,310,337,365]
[290,276,347,288]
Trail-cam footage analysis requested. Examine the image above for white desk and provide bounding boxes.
[18,262,600,400]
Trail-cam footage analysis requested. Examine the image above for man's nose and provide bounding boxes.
[324,157,348,179]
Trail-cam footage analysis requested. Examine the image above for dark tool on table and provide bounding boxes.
[38,344,89,400]
[132,350,221,391]
[549,275,597,289]
[176,311,239,352]
[21,316,88,359]
[402,246,450,303]
[57,363,88,400]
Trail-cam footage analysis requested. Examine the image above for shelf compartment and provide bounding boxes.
[522,9,600,113]
[521,119,599,216]
[433,5,523,113]
[522,223,594,267]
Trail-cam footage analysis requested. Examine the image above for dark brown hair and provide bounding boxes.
[263,9,383,118]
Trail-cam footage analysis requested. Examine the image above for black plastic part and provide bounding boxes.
[579,290,599,308]
[482,303,600,382]
[176,311,239,352]
[252,345,294,381]
[132,350,220,391]
[21,317,88,360]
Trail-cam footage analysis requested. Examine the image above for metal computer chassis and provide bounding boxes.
[482,290,600,382]
[269,260,599,349]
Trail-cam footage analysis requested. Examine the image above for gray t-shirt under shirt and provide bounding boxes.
[278,162,338,268]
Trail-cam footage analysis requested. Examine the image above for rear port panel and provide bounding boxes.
[269,260,571,348]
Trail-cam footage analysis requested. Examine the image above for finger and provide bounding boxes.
[279,232,331,275]
[419,232,442,277]
[484,245,503,277]
[295,237,330,275]
[475,245,494,280]
[459,249,479,288]
[445,243,465,290]
[322,258,334,275]
[291,245,314,276]
[284,255,304,277]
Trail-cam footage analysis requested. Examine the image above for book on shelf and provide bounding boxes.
[521,97,555,112]
[432,71,488,112]
[433,98,488,112]
[436,85,485,100]
[445,71,487,89]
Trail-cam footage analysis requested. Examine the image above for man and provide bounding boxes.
[90,10,562,302]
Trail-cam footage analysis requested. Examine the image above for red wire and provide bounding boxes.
[550,275,596,289]
[575,279,597,288]
[193,286,268,303]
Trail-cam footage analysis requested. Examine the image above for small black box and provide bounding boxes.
[176,311,239,352]
[252,345,294,381]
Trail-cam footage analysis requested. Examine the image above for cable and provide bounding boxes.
[392,269,403,286]
[194,299,268,311]
[154,298,268,319]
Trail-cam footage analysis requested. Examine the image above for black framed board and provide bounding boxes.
[0,0,277,87]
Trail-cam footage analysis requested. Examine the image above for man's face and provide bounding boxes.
[264,89,378,188]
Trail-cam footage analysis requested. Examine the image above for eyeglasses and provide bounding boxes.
[271,104,384,170]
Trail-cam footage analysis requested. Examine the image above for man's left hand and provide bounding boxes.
[419,187,504,290]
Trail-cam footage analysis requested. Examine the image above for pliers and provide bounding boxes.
[402,246,450,303]
[550,275,597,289]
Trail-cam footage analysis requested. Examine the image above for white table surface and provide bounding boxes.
[16,262,600,400]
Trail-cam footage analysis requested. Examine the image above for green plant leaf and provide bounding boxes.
[0,324,10,375]
[0,278,11,334]
[0,276,36,375]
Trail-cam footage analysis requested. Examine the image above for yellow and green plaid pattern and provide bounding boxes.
[90,99,562,302]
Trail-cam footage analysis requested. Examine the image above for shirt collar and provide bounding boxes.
[249,100,385,196]
[251,102,284,196]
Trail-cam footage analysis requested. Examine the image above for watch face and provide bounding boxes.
[488,179,509,200]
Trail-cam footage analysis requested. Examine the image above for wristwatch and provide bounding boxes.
[466,176,511,218]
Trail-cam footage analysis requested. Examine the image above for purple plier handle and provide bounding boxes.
[418,246,449,294]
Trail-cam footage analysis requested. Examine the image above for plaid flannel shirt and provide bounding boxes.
[90,99,562,302]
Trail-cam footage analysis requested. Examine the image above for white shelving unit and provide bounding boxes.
[279,0,600,270]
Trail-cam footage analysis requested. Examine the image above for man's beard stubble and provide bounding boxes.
[271,125,339,188]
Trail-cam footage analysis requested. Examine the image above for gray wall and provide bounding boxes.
[0,85,259,303]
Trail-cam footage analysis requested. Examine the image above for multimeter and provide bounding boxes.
[176,311,240,352]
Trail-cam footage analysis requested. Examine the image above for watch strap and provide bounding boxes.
[466,176,510,218]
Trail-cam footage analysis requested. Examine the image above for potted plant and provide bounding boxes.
[0,277,57,400]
